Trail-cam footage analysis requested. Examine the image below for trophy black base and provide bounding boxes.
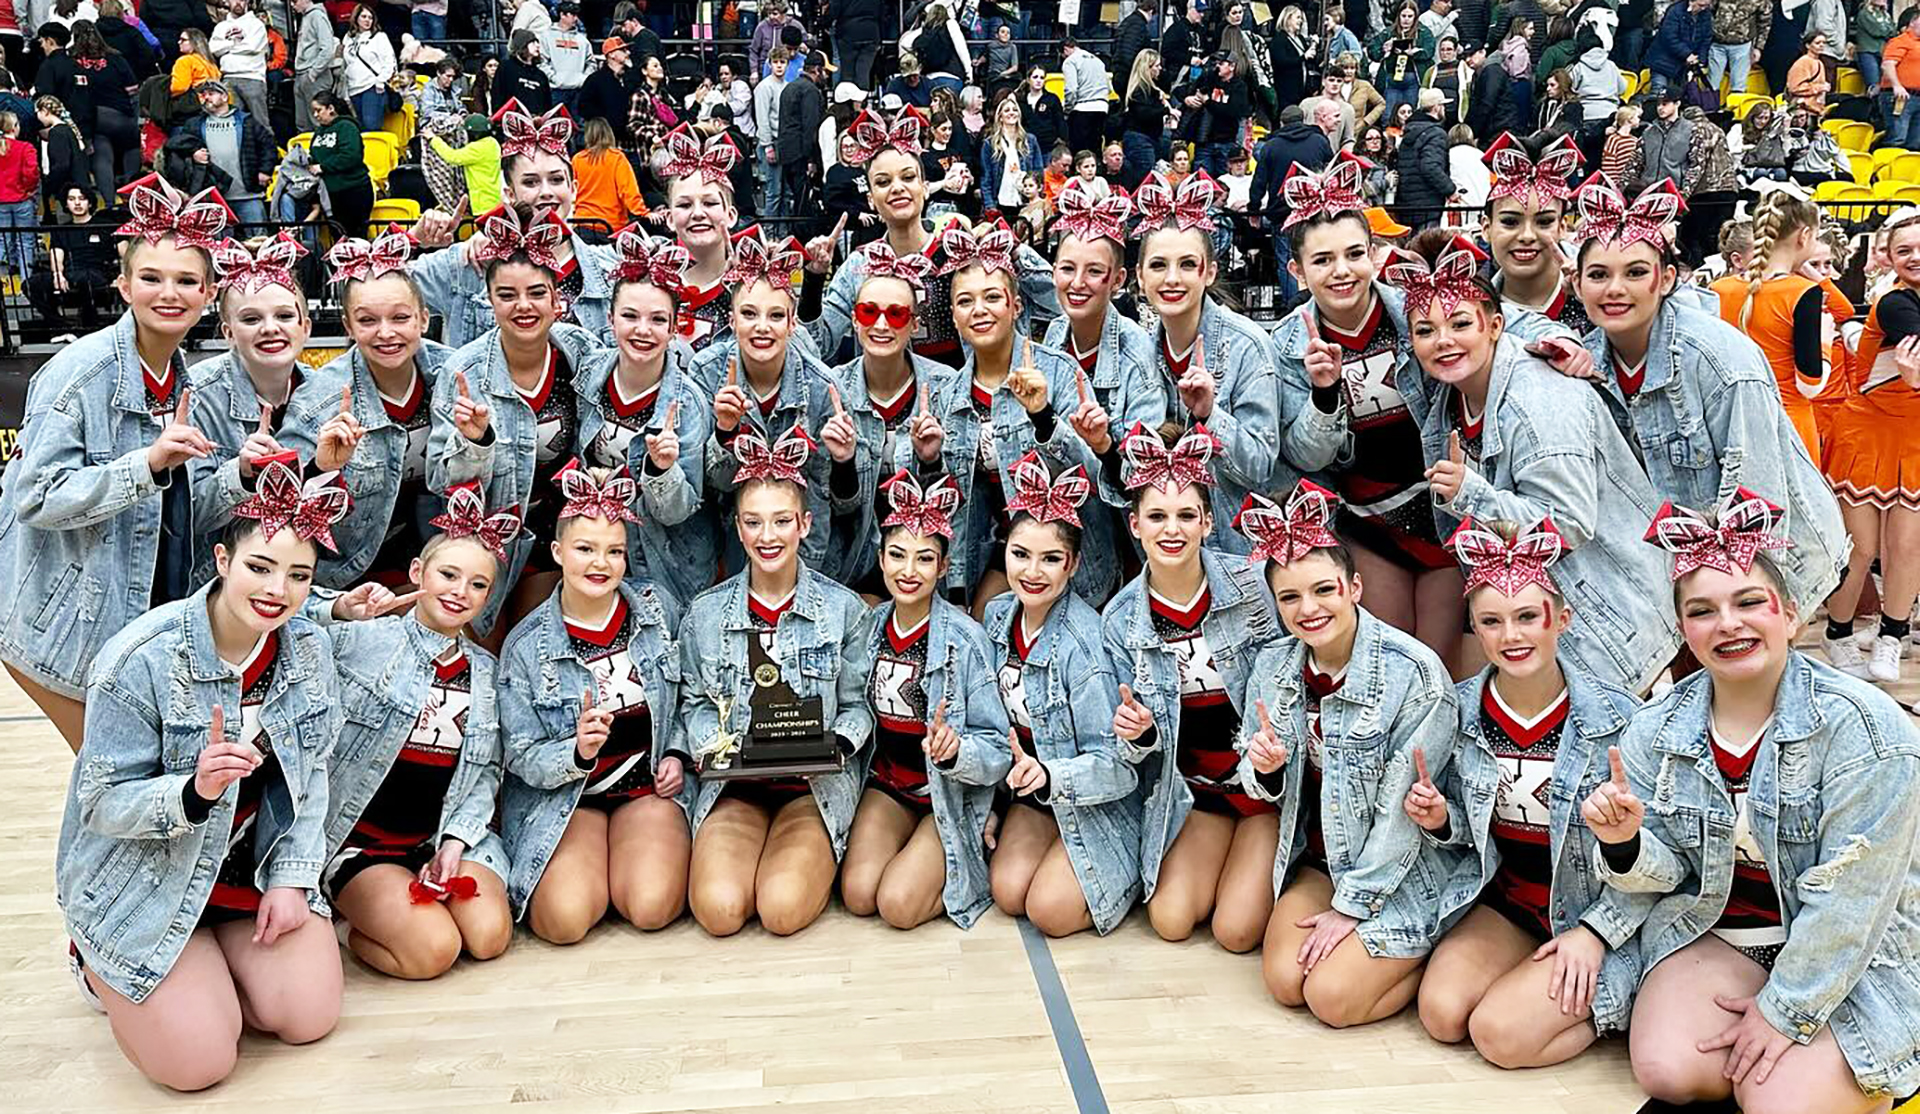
[699,748,845,782]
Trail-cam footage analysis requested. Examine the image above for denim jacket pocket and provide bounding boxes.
[31,561,83,634]
[1665,432,1714,473]
[1651,802,1705,848]
[1773,792,1822,846]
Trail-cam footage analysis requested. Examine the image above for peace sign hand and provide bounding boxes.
[1177,335,1216,419]
[1113,683,1155,743]
[1402,746,1448,831]
[1006,727,1047,796]
[821,382,858,463]
[452,371,492,442]
[1580,746,1646,846]
[1008,337,1051,415]
[1247,698,1289,775]
[645,400,683,471]
[923,698,960,764]
[1424,430,1469,503]
[1302,314,1344,390]
[149,388,213,474]
[910,383,945,463]
[238,403,284,478]
[193,705,261,801]
[1067,362,1113,454]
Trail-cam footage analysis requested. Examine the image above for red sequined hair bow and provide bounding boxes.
[232,458,351,551]
[1575,172,1685,253]
[860,241,936,293]
[117,174,233,250]
[1134,170,1223,233]
[1279,153,1368,230]
[1644,488,1792,580]
[732,422,816,487]
[659,124,740,184]
[722,224,806,292]
[1382,236,1490,319]
[1005,452,1091,527]
[492,98,574,159]
[1055,178,1133,243]
[610,224,692,289]
[1233,481,1342,566]
[470,205,571,271]
[881,469,960,539]
[326,223,415,283]
[1448,517,1566,599]
[557,461,641,523]
[844,107,926,164]
[212,232,308,296]
[934,219,1018,276]
[1120,422,1220,493]
[1484,132,1582,209]
[428,481,524,560]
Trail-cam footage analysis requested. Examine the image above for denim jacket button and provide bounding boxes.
[1798,1022,1815,1035]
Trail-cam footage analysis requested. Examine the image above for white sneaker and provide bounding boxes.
[1825,635,1873,677]
[1869,635,1904,684]
[68,941,104,1014]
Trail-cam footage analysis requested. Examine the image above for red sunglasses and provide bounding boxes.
[853,301,914,329]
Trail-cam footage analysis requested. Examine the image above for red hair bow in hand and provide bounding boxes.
[934,219,1018,276]
[1382,236,1490,319]
[1233,481,1343,566]
[557,461,641,523]
[722,224,806,292]
[1643,487,1792,581]
[470,205,571,271]
[232,459,351,552]
[492,98,574,159]
[1448,516,1566,599]
[408,875,479,904]
[1279,153,1368,230]
[326,223,415,283]
[1134,169,1224,233]
[1120,422,1221,493]
[1005,451,1091,527]
[117,173,234,250]
[844,107,927,164]
[1574,172,1685,253]
[659,123,741,184]
[1484,132,1582,209]
[859,241,936,293]
[1055,178,1134,243]
[610,224,693,290]
[428,481,524,561]
[881,469,961,539]
[732,422,817,487]
[212,232,308,296]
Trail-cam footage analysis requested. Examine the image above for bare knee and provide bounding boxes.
[1147,894,1201,943]
[1025,885,1090,939]
[874,880,936,931]
[1419,984,1475,1045]
[147,1045,239,1092]
[529,888,607,946]
[756,876,828,937]
[1467,1006,1541,1067]
[1303,979,1375,1030]
[1632,1052,1722,1104]
[613,883,685,932]
[840,858,885,918]
[1263,952,1307,1008]
[691,879,754,937]
[255,991,339,1046]
[990,865,1031,918]
[1210,907,1266,954]
[382,920,463,979]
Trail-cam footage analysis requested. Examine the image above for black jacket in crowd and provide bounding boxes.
[494,57,554,115]
[1394,114,1454,221]
[1112,9,1155,91]
[777,74,824,168]
[1467,61,1522,142]
[827,0,882,44]
[1249,122,1333,222]
[576,64,635,131]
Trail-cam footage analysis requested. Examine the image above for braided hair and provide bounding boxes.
[33,95,84,153]
[1741,191,1821,332]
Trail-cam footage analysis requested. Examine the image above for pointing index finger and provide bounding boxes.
[258,402,273,434]
[1256,697,1273,737]
[210,702,224,745]
[916,383,930,418]
[1414,747,1431,787]
[1608,746,1628,790]
[828,381,846,418]
[340,384,353,415]
[456,371,471,399]
[1076,361,1090,406]
[174,387,193,426]
[664,399,680,428]
[1448,429,1464,464]
[1302,310,1321,343]
[727,356,738,387]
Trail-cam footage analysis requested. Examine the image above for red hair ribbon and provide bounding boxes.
[1233,481,1342,566]
[428,481,524,560]
[1644,487,1792,580]
[881,469,961,539]
[470,205,571,271]
[1055,178,1133,243]
[609,224,692,289]
[326,223,415,283]
[408,875,479,904]
[212,232,308,296]
[1448,516,1566,599]
[492,98,574,159]
[934,219,1018,276]
[1382,235,1490,319]
[231,458,351,551]
[844,107,927,164]
[1120,422,1220,493]
[116,174,234,250]
[1134,169,1224,233]
[859,240,936,294]
[556,461,641,523]
[1279,153,1369,230]
[721,224,806,292]
[658,123,741,184]
[1484,132,1582,209]
[1574,172,1685,253]
[1005,451,1091,527]
[732,422,816,487]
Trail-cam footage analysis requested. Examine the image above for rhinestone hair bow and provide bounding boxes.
[859,240,936,293]
[1382,236,1490,319]
[1134,169,1223,233]
[1448,517,1566,599]
[1233,481,1342,566]
[557,461,641,523]
[470,204,571,271]
[1575,172,1685,253]
[1005,452,1091,527]
[232,458,350,551]
[212,232,308,296]
[1644,488,1792,580]
[1280,153,1368,230]
[722,224,806,292]
[428,481,524,560]
[326,223,415,283]
[934,219,1018,276]
[731,422,816,487]
[117,174,233,250]
[610,224,692,289]
[1484,132,1582,209]
[659,123,740,184]
[881,469,961,539]
[492,98,574,159]
[1055,178,1133,243]
[1120,422,1221,492]
[844,107,926,164]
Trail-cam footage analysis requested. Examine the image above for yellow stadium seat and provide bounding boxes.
[1892,151,1920,182]
[1896,183,1920,207]
[1622,72,1639,101]
[1725,92,1763,118]
[1826,184,1878,222]
[1836,67,1866,96]
[1044,72,1065,101]
[1745,69,1771,96]
[1874,178,1908,200]
[368,198,420,235]
[1814,178,1854,201]
[1846,154,1876,185]
[1826,120,1874,151]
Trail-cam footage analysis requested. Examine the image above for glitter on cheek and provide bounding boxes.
[1767,590,1781,616]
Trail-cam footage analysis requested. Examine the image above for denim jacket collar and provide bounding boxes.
[344,339,454,433]
[1459,661,1630,748]
[1650,654,1822,759]
[1325,607,1393,710]
[533,580,672,662]
[105,311,180,417]
[474,322,604,402]
[179,581,319,691]
[1638,299,1684,396]
[572,233,612,302]
[874,596,966,675]
[1272,282,1411,361]
[1044,305,1129,390]
[200,352,274,424]
[1433,333,1537,464]
[400,613,459,666]
[718,565,832,631]
[577,338,697,434]
[1119,547,1258,651]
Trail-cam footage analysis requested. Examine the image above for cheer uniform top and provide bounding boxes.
[1153,585,1263,818]
[584,372,662,470]
[144,355,197,608]
[200,632,283,925]
[1714,275,1840,460]
[912,270,962,368]
[566,595,658,808]
[1827,287,1920,512]
[969,379,1013,560]
[517,346,579,573]
[1504,277,1593,340]
[1298,660,1345,871]
[867,610,933,813]
[554,257,586,326]
[365,366,434,584]
[679,279,731,353]
[726,589,814,807]
[1710,717,1786,971]
[998,607,1038,751]
[1480,682,1571,939]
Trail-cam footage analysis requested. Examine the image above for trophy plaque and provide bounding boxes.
[700,633,843,781]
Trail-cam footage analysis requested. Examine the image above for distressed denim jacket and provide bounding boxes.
[0,313,185,697]
[1579,299,1849,610]
[1233,609,1458,958]
[860,598,1012,928]
[1101,548,1280,896]
[278,341,458,587]
[322,615,508,882]
[678,567,875,859]
[1042,307,1170,458]
[1596,656,1920,1098]
[822,351,955,586]
[185,352,294,584]
[1428,665,1649,1033]
[413,235,617,350]
[496,580,686,918]
[983,590,1143,934]
[56,584,339,1002]
[808,234,1062,359]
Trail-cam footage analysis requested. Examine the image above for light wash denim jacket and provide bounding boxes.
[1042,307,1170,455]
[185,352,293,583]
[428,322,606,635]
[807,234,1062,360]
[0,313,185,698]
[574,340,713,606]
[860,598,1013,928]
[497,580,687,918]
[56,584,339,1002]
[1407,336,1682,694]
[1102,548,1281,896]
[983,590,1143,934]
[278,340,459,587]
[822,351,955,586]
[321,615,508,881]
[1595,656,1920,1098]
[1233,609,1458,958]
[1427,665,1650,1033]
[1578,298,1849,610]
[678,567,875,859]
[413,235,616,350]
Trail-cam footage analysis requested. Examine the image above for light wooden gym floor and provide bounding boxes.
[3,650,1913,1114]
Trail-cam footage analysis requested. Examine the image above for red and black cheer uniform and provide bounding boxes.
[911,270,962,368]
[1480,683,1571,939]
[1318,301,1449,570]
[567,595,660,809]
[867,610,933,812]
[1454,395,1486,466]
[1511,279,1593,338]
[365,367,434,584]
[678,279,731,353]
[969,379,1012,569]
[145,355,197,607]
[727,589,814,808]
[200,633,284,926]
[1710,720,1786,970]
[518,346,579,574]
[1298,661,1347,872]
[1614,353,1648,401]
[1153,587,1264,818]
[553,256,585,326]
[584,373,661,471]
[323,649,473,900]
[999,609,1038,751]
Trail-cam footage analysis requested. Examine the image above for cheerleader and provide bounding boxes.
[678,425,875,937]
[1583,492,1920,1112]
[1385,231,1679,693]
[1235,481,1459,1027]
[498,466,689,943]
[1403,519,1645,1068]
[0,176,226,749]
[577,225,711,608]
[655,125,741,353]
[321,484,516,977]
[841,471,1013,929]
[1804,223,1856,458]
[428,204,602,642]
[985,453,1142,938]
[1101,426,1282,952]
[279,227,457,588]
[1481,133,1593,337]
[57,460,349,1089]
[1569,173,1847,615]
